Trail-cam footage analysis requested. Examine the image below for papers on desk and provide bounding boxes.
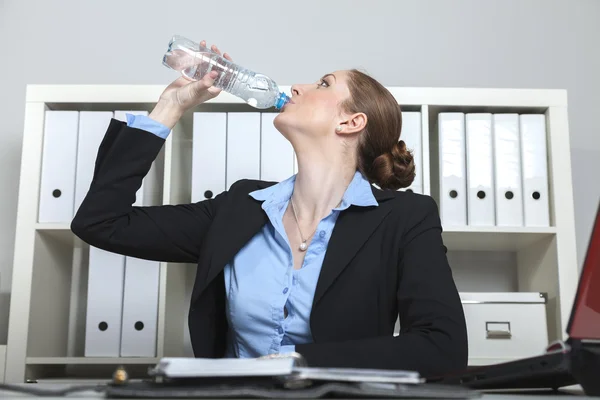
[148,353,422,384]
[149,356,299,378]
[292,367,421,384]
[114,354,480,399]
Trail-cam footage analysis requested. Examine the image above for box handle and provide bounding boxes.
[486,321,512,339]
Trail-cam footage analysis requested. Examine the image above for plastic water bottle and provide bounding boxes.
[162,35,290,110]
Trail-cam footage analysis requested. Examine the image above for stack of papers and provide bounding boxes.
[148,353,422,384]
[148,356,298,378]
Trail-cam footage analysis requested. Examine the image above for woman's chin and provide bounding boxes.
[273,112,294,132]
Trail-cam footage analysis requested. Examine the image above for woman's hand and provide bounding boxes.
[149,41,233,129]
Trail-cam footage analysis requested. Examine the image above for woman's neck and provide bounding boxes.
[291,148,356,222]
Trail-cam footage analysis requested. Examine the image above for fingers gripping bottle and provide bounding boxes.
[162,35,290,110]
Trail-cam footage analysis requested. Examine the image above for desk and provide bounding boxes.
[0,383,590,400]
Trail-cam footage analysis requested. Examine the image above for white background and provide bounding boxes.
[0,0,599,343]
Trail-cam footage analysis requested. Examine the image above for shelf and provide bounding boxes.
[35,223,73,245]
[34,224,557,252]
[5,85,579,384]
[35,223,70,230]
[26,357,158,365]
[442,226,556,251]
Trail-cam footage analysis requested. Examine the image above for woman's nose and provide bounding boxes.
[291,84,301,96]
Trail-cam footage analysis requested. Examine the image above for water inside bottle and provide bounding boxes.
[163,35,290,109]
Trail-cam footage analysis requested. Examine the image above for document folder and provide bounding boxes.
[519,114,550,227]
[84,246,125,356]
[192,112,227,202]
[226,112,260,189]
[438,113,467,227]
[465,113,495,226]
[493,114,524,226]
[38,110,79,223]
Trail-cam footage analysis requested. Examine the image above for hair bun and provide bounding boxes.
[371,140,415,190]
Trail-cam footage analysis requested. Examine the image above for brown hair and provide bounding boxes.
[343,69,415,190]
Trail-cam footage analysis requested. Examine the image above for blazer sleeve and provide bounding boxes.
[71,118,227,263]
[295,196,468,377]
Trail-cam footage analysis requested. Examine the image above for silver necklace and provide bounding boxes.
[290,196,342,252]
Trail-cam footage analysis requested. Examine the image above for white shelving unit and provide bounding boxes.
[4,84,579,383]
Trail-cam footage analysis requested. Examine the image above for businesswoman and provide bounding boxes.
[71,41,468,377]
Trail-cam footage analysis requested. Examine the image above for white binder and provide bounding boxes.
[226,112,260,189]
[493,114,524,227]
[465,113,495,226]
[519,114,550,227]
[400,112,422,194]
[192,112,227,202]
[85,246,125,357]
[260,112,294,182]
[38,111,79,223]
[438,113,467,227]
[75,111,114,212]
[120,255,160,357]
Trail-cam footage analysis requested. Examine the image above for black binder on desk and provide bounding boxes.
[104,354,480,399]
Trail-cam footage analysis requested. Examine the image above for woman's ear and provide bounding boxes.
[338,112,367,135]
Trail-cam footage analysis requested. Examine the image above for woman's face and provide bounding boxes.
[274,70,353,141]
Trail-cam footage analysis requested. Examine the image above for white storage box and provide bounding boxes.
[460,292,548,365]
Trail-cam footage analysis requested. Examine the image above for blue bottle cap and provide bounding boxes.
[275,92,291,110]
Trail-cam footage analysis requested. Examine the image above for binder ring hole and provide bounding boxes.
[532,191,541,200]
[98,322,108,331]
[134,321,144,331]
[505,191,514,200]
[204,190,213,199]
[477,190,486,199]
[449,190,458,199]
[52,189,62,198]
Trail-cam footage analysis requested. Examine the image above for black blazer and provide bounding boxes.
[71,119,468,377]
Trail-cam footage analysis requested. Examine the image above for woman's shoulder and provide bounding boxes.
[375,190,444,247]
[375,187,440,215]
[226,178,278,196]
[213,179,279,207]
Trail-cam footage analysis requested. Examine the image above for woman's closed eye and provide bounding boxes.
[317,79,330,88]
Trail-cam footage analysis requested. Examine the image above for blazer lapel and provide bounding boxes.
[192,182,272,301]
[312,187,396,307]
